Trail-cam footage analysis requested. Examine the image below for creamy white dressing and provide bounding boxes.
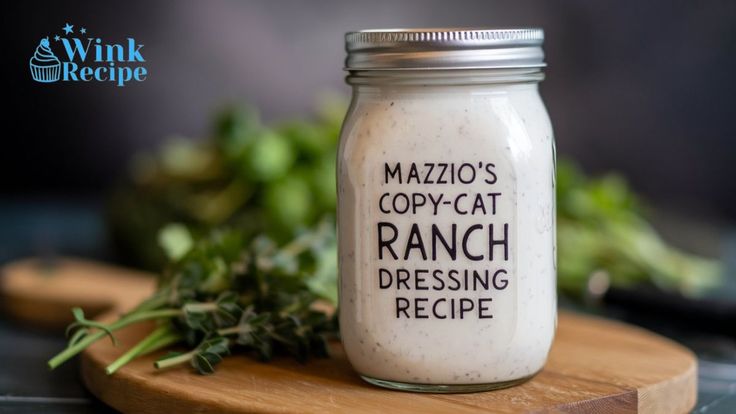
[337,84,556,386]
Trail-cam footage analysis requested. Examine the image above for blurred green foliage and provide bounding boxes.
[556,161,721,297]
[107,97,344,270]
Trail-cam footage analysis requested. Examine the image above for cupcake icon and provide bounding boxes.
[29,37,61,82]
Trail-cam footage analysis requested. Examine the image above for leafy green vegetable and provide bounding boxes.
[48,220,338,375]
[556,160,721,297]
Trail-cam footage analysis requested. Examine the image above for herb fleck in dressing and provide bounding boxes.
[338,28,556,393]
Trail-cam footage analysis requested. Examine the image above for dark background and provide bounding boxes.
[3,0,736,222]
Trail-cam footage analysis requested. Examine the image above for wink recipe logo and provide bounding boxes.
[29,23,147,87]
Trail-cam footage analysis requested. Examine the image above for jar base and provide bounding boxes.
[359,373,536,394]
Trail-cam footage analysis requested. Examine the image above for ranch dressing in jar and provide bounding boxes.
[337,28,556,393]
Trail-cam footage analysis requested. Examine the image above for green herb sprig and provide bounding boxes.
[48,220,338,375]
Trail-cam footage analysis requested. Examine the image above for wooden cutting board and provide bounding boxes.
[0,258,697,413]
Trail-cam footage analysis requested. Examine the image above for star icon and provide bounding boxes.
[62,23,74,35]
[80,27,87,34]
[54,35,60,41]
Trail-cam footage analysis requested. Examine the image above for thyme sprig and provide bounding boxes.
[48,220,338,375]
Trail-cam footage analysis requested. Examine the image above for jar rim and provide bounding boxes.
[345,28,545,71]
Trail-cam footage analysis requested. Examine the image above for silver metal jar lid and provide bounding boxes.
[345,28,545,71]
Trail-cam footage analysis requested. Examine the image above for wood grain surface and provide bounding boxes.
[1,258,697,413]
[0,258,155,329]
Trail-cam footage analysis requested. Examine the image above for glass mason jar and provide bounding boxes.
[337,28,556,393]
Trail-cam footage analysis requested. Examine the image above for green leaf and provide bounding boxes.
[192,352,217,375]
[245,131,296,182]
[69,307,119,346]
[158,223,194,262]
[201,336,230,356]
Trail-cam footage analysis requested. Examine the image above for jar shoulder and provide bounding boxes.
[338,89,554,167]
